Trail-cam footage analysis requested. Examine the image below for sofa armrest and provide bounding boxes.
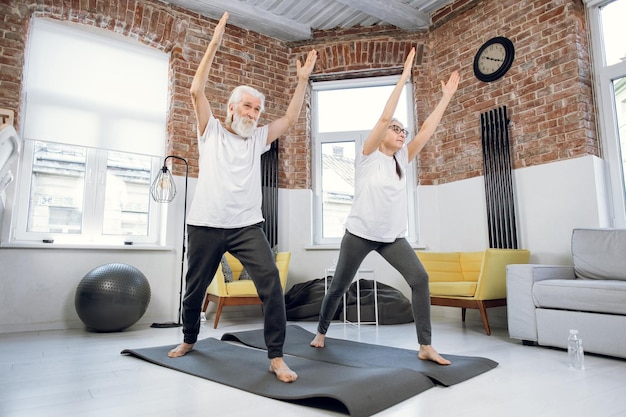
[275,252,291,291]
[506,264,575,342]
[474,249,530,300]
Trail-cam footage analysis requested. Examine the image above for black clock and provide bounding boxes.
[473,36,515,82]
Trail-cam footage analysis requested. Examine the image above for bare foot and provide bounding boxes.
[418,345,451,365]
[168,342,194,358]
[269,357,298,383]
[310,333,325,348]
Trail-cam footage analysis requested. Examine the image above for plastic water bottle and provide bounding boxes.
[568,329,585,370]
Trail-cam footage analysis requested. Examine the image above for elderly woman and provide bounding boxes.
[310,48,460,365]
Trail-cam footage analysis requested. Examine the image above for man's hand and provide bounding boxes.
[211,11,229,46]
[266,49,317,143]
[190,11,231,135]
[296,50,318,82]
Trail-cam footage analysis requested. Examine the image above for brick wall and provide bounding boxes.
[0,0,597,188]
[296,0,596,185]
[427,0,596,184]
[0,0,290,179]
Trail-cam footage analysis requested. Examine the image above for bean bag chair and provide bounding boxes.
[285,277,414,324]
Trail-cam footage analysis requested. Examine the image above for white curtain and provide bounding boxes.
[22,18,169,156]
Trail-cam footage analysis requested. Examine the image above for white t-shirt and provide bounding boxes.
[187,115,270,228]
[344,146,409,242]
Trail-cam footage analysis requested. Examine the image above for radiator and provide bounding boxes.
[261,140,279,249]
[480,106,518,249]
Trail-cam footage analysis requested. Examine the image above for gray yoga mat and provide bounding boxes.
[222,324,499,386]
[121,337,434,417]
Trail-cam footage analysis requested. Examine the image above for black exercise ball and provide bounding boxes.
[75,263,151,332]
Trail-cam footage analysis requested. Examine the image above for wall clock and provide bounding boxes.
[473,36,515,82]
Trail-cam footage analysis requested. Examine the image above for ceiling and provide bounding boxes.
[163,0,458,42]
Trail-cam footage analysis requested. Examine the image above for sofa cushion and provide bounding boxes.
[429,282,477,297]
[223,248,279,281]
[225,280,259,296]
[221,255,234,282]
[416,252,465,282]
[459,251,484,281]
[533,278,626,315]
[572,228,626,281]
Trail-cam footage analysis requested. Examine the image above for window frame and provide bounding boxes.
[4,18,169,247]
[587,0,626,227]
[311,75,418,246]
[11,140,162,245]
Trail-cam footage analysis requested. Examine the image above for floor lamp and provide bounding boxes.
[149,155,188,328]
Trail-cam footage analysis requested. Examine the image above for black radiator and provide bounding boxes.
[480,106,518,249]
[261,140,279,249]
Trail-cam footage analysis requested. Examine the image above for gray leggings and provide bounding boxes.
[317,231,432,345]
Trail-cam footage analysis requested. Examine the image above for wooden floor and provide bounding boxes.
[2,315,626,417]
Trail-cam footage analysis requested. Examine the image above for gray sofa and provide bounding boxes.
[506,228,626,359]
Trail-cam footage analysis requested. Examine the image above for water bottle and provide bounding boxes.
[568,329,585,370]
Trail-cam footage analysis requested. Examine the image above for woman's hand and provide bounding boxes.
[401,47,416,78]
[441,71,460,98]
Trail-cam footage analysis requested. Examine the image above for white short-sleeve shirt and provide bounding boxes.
[344,146,408,242]
[187,115,270,228]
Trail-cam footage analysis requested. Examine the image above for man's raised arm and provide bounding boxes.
[190,12,229,135]
[266,50,318,144]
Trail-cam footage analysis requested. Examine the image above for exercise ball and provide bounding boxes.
[75,263,151,332]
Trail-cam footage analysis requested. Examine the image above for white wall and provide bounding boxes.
[0,176,188,333]
[280,155,611,298]
[513,155,611,264]
[0,155,611,332]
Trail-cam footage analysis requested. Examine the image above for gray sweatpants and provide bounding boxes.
[181,223,286,358]
[317,231,433,345]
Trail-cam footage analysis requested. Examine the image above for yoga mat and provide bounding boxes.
[222,324,498,386]
[122,337,434,417]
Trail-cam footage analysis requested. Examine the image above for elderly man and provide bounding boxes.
[167,11,317,383]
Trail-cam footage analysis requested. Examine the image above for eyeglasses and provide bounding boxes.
[388,125,409,137]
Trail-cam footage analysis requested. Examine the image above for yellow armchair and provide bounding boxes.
[416,249,530,335]
[202,252,291,328]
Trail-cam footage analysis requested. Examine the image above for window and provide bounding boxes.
[8,18,168,245]
[587,0,626,227]
[312,76,417,245]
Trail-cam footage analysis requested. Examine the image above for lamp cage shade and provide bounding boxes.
[150,166,177,202]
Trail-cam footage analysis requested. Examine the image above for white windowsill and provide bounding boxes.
[0,241,174,251]
[305,242,426,250]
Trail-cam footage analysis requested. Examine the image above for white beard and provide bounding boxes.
[231,113,257,138]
